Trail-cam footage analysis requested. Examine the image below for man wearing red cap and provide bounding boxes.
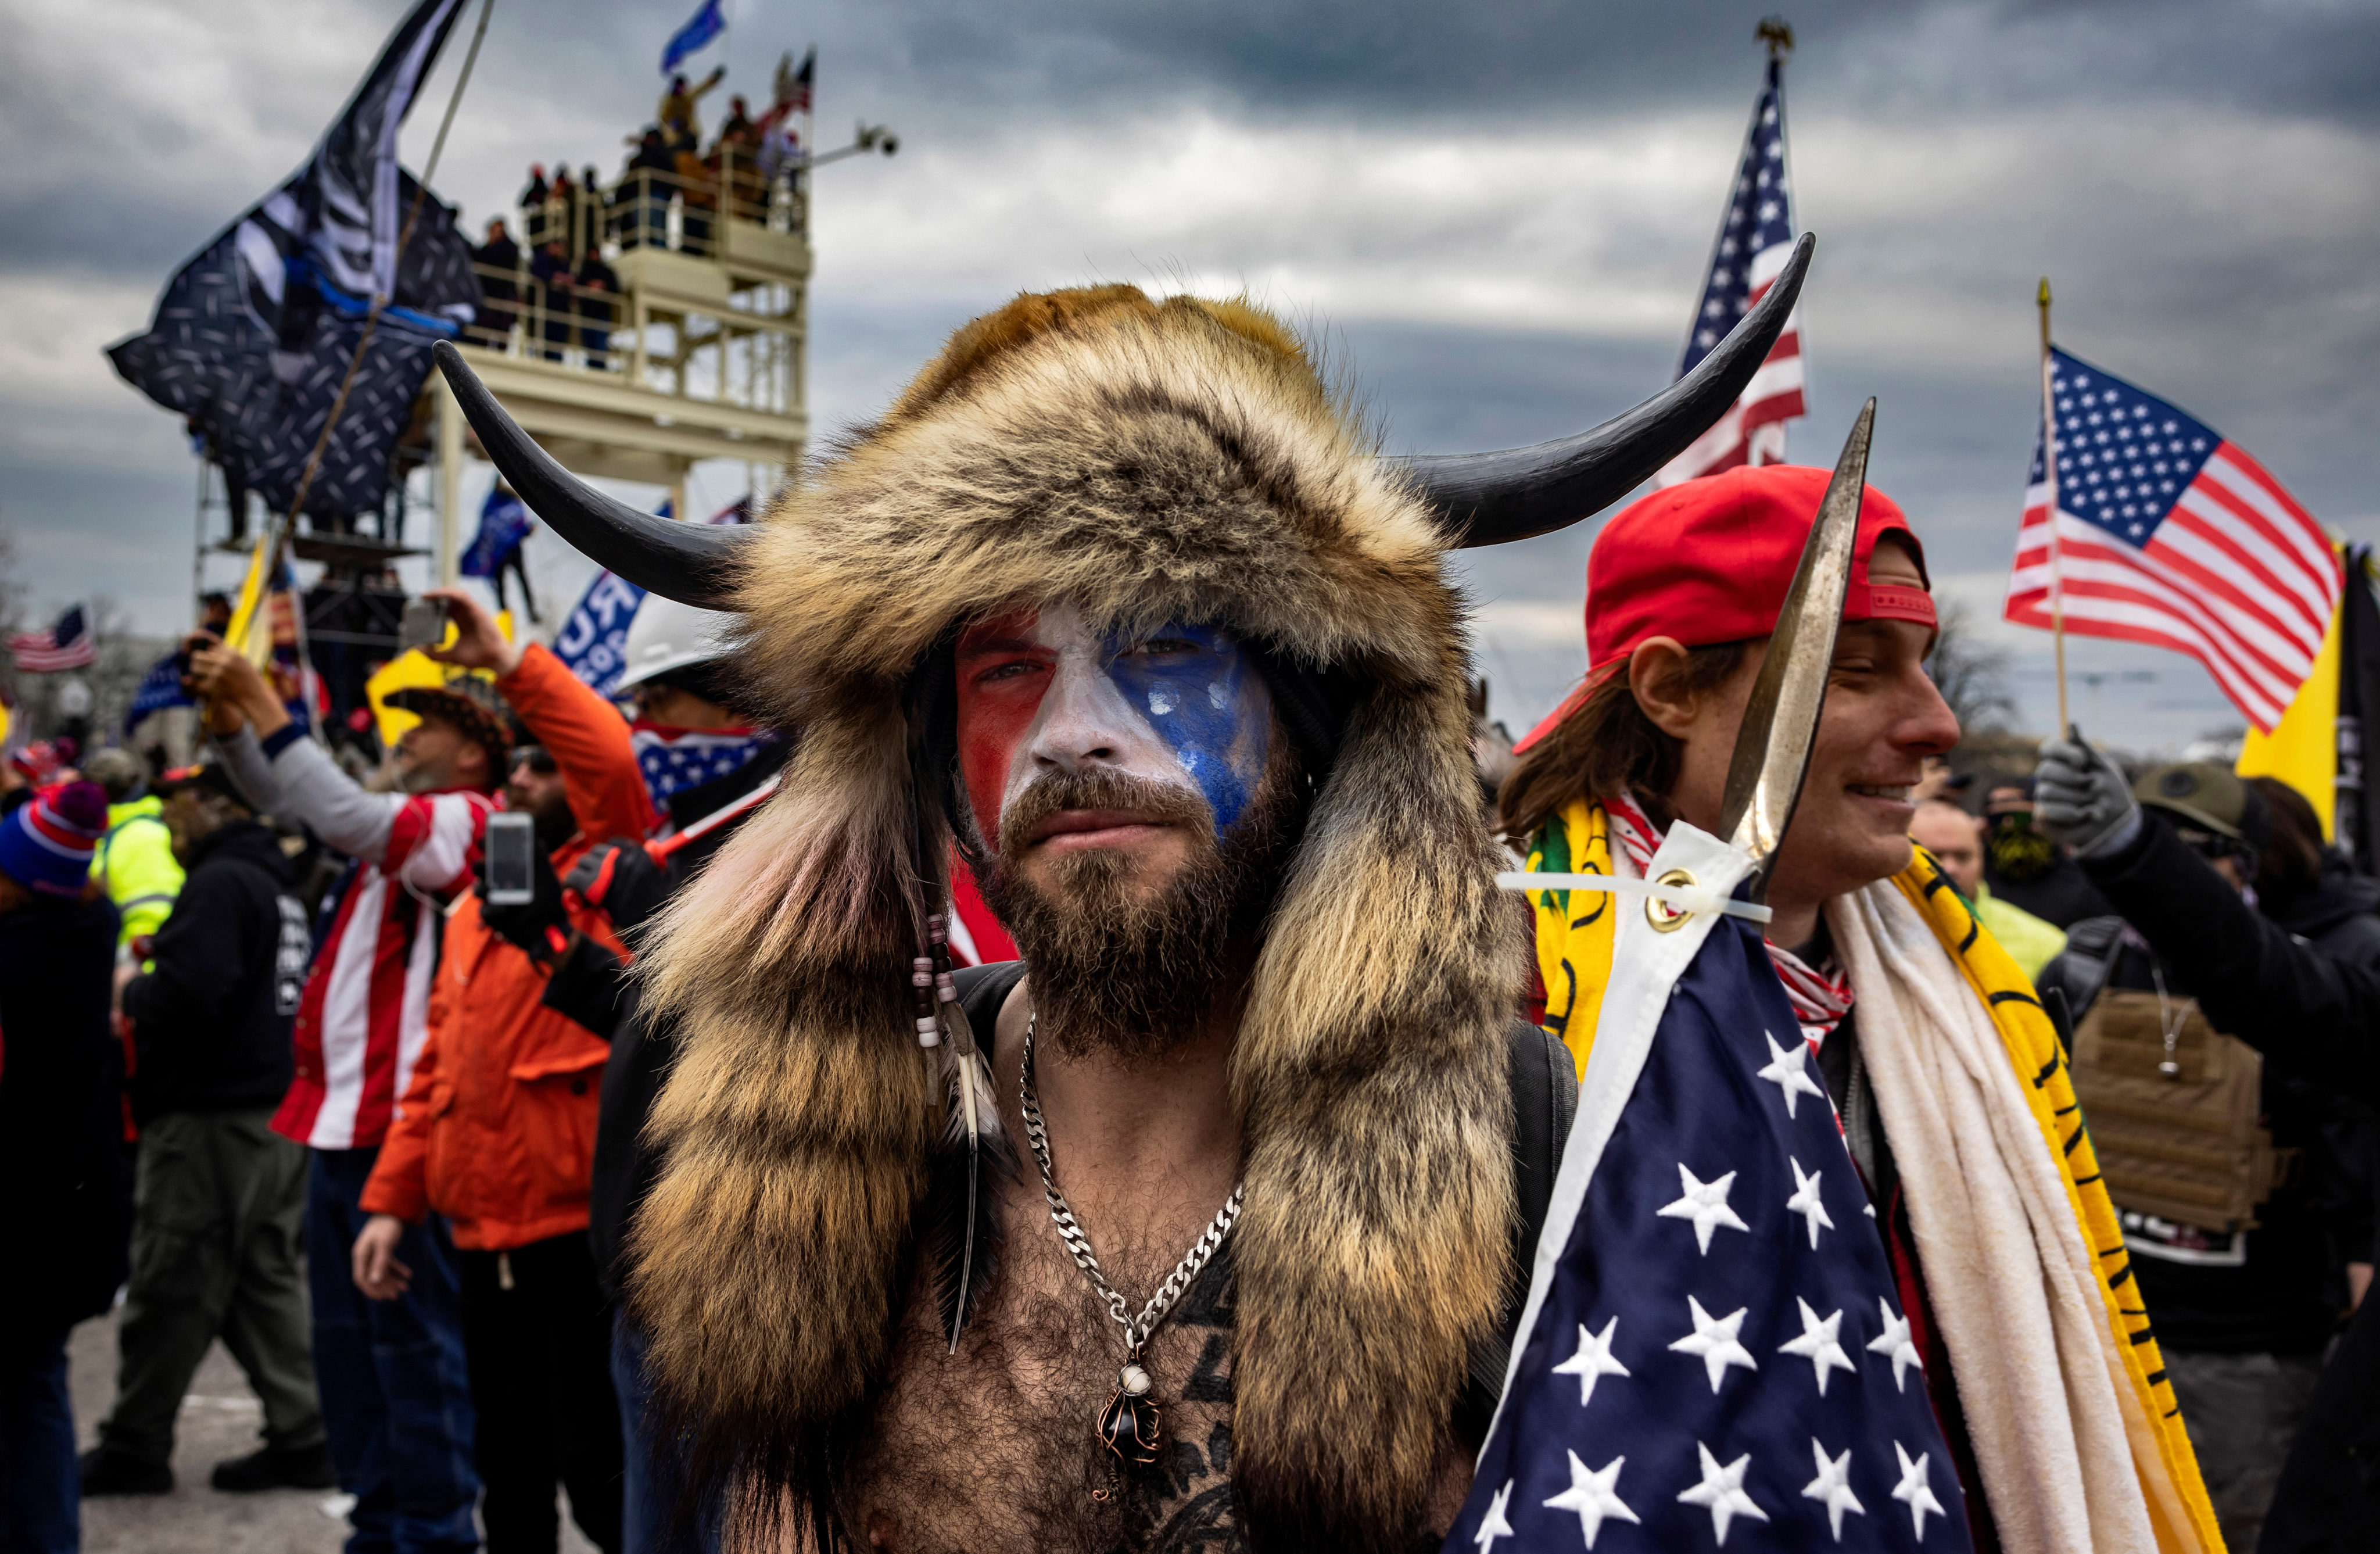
[1500,465,2221,1554]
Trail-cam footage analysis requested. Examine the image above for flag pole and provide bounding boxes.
[2037,276,2070,733]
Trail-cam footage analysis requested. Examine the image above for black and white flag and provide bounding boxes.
[107,0,480,525]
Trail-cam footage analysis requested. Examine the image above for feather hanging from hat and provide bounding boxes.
[908,800,1015,1351]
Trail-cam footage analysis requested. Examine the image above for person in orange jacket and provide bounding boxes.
[350,591,653,1554]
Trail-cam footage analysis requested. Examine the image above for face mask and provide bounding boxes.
[1985,812,2059,880]
[630,720,773,805]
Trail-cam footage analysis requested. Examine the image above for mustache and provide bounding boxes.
[995,768,1213,857]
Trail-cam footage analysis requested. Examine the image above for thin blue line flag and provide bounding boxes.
[105,0,480,525]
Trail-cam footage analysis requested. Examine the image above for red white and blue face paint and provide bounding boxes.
[955,604,1272,846]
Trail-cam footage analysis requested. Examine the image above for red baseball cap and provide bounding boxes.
[1513,464,1934,754]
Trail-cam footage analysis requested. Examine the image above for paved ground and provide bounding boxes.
[68,1309,598,1553]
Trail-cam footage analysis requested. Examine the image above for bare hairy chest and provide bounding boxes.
[838,1189,1249,1554]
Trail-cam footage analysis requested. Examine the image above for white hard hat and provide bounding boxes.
[611,592,740,693]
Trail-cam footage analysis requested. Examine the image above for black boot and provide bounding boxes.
[80,1446,173,1496]
[210,1441,338,1492]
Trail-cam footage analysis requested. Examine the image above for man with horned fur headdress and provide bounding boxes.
[427,256,1809,1551]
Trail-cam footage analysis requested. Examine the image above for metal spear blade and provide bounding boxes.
[1714,399,1877,897]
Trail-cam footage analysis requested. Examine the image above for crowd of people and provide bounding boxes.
[0,585,787,1553]
[7,280,2380,1554]
[465,70,790,367]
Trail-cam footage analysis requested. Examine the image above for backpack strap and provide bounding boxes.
[1456,1021,1579,1444]
[952,958,1030,1029]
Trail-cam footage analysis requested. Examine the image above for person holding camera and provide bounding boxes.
[192,599,506,1554]
[345,593,652,1554]
[192,588,644,1552]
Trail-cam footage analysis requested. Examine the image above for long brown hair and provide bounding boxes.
[2246,774,2323,903]
[1497,642,1750,843]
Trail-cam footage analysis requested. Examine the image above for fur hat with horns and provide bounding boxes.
[431,239,1808,1549]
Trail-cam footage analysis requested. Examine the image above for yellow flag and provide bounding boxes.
[221,530,280,669]
[2237,549,2344,838]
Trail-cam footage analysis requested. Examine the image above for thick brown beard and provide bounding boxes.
[980,758,1302,1062]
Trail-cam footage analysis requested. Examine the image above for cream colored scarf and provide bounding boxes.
[1829,880,2168,1554]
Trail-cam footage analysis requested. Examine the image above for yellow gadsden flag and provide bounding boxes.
[2236,545,2346,837]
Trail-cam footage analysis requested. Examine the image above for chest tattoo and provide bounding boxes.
[840,1216,1250,1554]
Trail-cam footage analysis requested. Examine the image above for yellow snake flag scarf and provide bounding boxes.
[1522,796,2222,1554]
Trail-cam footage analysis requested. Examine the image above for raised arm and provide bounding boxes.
[192,642,400,862]
[425,586,655,848]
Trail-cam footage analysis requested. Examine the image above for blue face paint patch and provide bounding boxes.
[1103,622,1268,833]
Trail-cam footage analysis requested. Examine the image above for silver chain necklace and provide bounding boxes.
[1021,1013,1242,1483]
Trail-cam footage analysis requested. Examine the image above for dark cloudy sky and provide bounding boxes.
[6,0,2377,745]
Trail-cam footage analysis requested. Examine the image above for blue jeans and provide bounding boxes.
[612,1310,717,1554]
[306,1147,479,1554]
[0,1331,76,1554]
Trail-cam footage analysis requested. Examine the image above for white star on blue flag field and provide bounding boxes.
[630,726,772,802]
[1680,58,1791,375]
[2028,346,2220,546]
[1448,913,1972,1552]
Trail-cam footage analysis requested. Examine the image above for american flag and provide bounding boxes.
[1656,58,1806,487]
[1450,837,1969,1553]
[2004,348,2339,733]
[9,606,97,673]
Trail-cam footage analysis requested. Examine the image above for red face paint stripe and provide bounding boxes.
[955,610,1048,843]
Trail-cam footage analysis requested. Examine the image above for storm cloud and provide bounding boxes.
[5,0,2376,743]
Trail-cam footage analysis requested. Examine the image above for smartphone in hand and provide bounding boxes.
[399,597,450,653]
[483,811,537,907]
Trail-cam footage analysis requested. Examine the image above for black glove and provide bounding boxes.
[563,837,669,943]
[479,838,570,961]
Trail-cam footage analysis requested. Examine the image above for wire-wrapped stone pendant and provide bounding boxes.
[1096,1362,1162,1467]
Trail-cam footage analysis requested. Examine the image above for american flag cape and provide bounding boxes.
[2005,348,2338,733]
[8,606,97,673]
[1449,825,1970,1553]
[1656,58,1806,486]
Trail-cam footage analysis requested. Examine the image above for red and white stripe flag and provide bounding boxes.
[1656,56,1805,487]
[2005,347,2338,733]
[8,605,96,673]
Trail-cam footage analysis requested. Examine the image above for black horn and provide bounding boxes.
[431,341,752,610]
[1396,231,1815,547]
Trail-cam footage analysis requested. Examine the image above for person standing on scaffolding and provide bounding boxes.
[658,66,723,148]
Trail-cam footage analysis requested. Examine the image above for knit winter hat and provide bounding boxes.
[0,780,109,897]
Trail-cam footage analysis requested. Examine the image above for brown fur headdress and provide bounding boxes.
[428,246,1809,1547]
[633,285,1522,1546]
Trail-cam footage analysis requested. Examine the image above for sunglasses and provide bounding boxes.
[508,746,557,775]
[2173,828,2244,862]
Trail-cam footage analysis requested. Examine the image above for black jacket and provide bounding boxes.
[545,743,790,1300]
[2076,812,2380,1109]
[0,889,128,1342]
[120,819,306,1125]
[1983,848,2116,930]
